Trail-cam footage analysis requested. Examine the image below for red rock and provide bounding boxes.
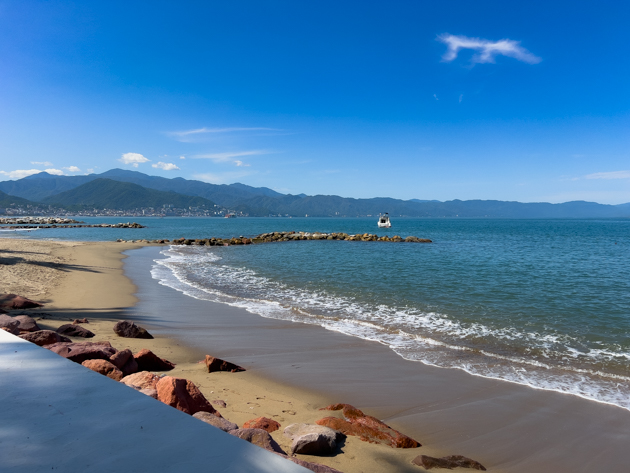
[0,294,42,310]
[156,376,218,416]
[72,318,89,324]
[13,315,40,332]
[121,371,161,390]
[110,348,138,376]
[412,454,486,471]
[204,355,245,373]
[134,348,175,371]
[44,341,117,363]
[19,330,71,346]
[56,324,95,338]
[316,403,420,449]
[243,416,281,433]
[0,314,20,334]
[113,320,153,339]
[82,359,124,381]
[228,428,285,454]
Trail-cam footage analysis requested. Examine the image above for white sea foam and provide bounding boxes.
[151,245,630,411]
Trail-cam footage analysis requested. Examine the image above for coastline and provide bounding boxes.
[3,238,630,472]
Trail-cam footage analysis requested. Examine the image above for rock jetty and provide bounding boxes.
[0,221,145,229]
[117,231,431,245]
[0,217,82,225]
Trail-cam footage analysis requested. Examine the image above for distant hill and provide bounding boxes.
[0,189,35,207]
[42,179,216,210]
[1,168,629,218]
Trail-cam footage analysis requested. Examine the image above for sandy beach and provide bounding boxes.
[2,238,629,472]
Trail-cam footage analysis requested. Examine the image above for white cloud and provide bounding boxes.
[437,33,541,65]
[179,155,186,160]
[433,94,439,101]
[31,161,53,166]
[86,168,95,174]
[0,168,63,179]
[585,170,630,180]
[167,127,281,142]
[119,152,150,167]
[193,149,270,166]
[193,171,253,184]
[152,162,180,171]
[63,166,81,173]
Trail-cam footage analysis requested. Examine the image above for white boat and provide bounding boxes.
[377,213,391,228]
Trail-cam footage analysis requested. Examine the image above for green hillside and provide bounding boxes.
[42,179,216,210]
[0,189,35,207]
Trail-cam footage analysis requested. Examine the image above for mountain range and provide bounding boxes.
[1,169,629,218]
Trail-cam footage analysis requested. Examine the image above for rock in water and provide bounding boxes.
[193,411,238,432]
[19,330,71,346]
[228,428,286,454]
[156,376,218,416]
[113,320,153,339]
[412,454,486,470]
[316,403,420,449]
[0,294,42,310]
[121,371,161,390]
[284,423,343,456]
[56,324,95,338]
[204,355,246,373]
[134,348,175,371]
[243,417,281,433]
[82,359,124,381]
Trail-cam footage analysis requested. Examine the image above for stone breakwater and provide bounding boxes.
[0,217,82,225]
[1,222,145,229]
[117,231,432,246]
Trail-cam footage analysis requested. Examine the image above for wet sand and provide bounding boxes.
[3,238,629,472]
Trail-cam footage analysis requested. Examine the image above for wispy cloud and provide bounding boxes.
[152,162,180,171]
[585,170,630,180]
[63,166,81,173]
[0,168,64,179]
[167,127,282,142]
[193,150,271,166]
[119,152,150,167]
[437,33,541,65]
[193,171,254,184]
[31,161,53,166]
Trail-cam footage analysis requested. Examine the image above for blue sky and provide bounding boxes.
[0,1,628,203]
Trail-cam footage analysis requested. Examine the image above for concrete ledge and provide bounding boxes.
[0,330,308,472]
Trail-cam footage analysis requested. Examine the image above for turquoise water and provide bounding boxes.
[7,217,630,408]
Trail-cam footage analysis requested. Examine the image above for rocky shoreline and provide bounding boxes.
[117,230,432,246]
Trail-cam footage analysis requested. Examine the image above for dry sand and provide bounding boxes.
[0,238,436,473]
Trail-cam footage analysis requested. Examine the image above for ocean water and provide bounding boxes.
[7,216,630,409]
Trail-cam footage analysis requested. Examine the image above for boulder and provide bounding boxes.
[316,403,420,449]
[0,314,20,335]
[212,399,227,408]
[121,371,161,390]
[81,359,124,381]
[193,411,238,432]
[56,324,95,338]
[412,455,486,471]
[113,320,153,339]
[19,330,71,346]
[44,341,117,363]
[139,388,158,399]
[134,348,175,371]
[228,428,286,455]
[204,355,246,373]
[12,314,40,332]
[156,376,218,416]
[243,417,281,433]
[0,294,42,310]
[72,318,89,324]
[284,423,343,456]
[110,348,138,376]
